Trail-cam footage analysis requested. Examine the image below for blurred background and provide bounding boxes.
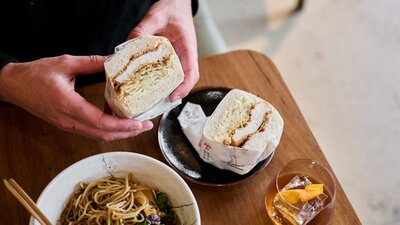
[194,0,400,224]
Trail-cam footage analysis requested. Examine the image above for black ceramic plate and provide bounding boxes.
[158,88,274,186]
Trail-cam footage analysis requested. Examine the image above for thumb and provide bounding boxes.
[127,12,168,40]
[61,55,108,75]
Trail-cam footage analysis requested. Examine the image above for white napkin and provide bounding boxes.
[177,102,208,149]
[178,102,275,175]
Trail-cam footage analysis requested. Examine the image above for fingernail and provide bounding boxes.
[170,95,181,102]
[143,122,153,131]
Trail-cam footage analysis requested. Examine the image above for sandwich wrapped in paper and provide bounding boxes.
[178,89,284,175]
[104,36,184,121]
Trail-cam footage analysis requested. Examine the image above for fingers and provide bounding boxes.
[59,117,153,141]
[169,34,199,101]
[126,0,199,101]
[52,101,154,141]
[127,7,168,39]
[58,91,155,140]
[75,120,153,141]
[169,68,198,102]
[65,92,153,133]
[58,54,108,75]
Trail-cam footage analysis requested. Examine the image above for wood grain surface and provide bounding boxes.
[0,50,361,225]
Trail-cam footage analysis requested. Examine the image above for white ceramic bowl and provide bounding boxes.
[29,152,200,225]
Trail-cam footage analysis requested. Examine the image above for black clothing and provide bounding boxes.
[1,0,155,62]
[0,0,198,71]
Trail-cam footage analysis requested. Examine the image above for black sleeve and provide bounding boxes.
[0,52,18,71]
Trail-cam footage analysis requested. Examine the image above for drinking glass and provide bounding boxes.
[265,159,337,225]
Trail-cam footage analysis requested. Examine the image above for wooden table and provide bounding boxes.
[0,50,361,224]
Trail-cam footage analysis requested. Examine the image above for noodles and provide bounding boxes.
[59,173,179,225]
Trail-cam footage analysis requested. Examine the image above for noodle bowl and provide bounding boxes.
[29,152,200,225]
[60,173,179,225]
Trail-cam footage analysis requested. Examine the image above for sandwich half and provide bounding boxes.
[104,36,184,119]
[203,89,284,154]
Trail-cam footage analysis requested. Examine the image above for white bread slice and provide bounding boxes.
[203,89,284,152]
[104,36,184,119]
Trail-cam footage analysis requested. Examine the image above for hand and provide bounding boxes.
[128,0,199,102]
[0,55,153,141]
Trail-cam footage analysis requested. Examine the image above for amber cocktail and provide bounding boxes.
[265,159,336,225]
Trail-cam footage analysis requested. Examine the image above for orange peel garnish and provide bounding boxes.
[279,184,324,204]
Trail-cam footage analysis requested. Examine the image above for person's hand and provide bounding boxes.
[0,55,153,141]
[128,0,199,102]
